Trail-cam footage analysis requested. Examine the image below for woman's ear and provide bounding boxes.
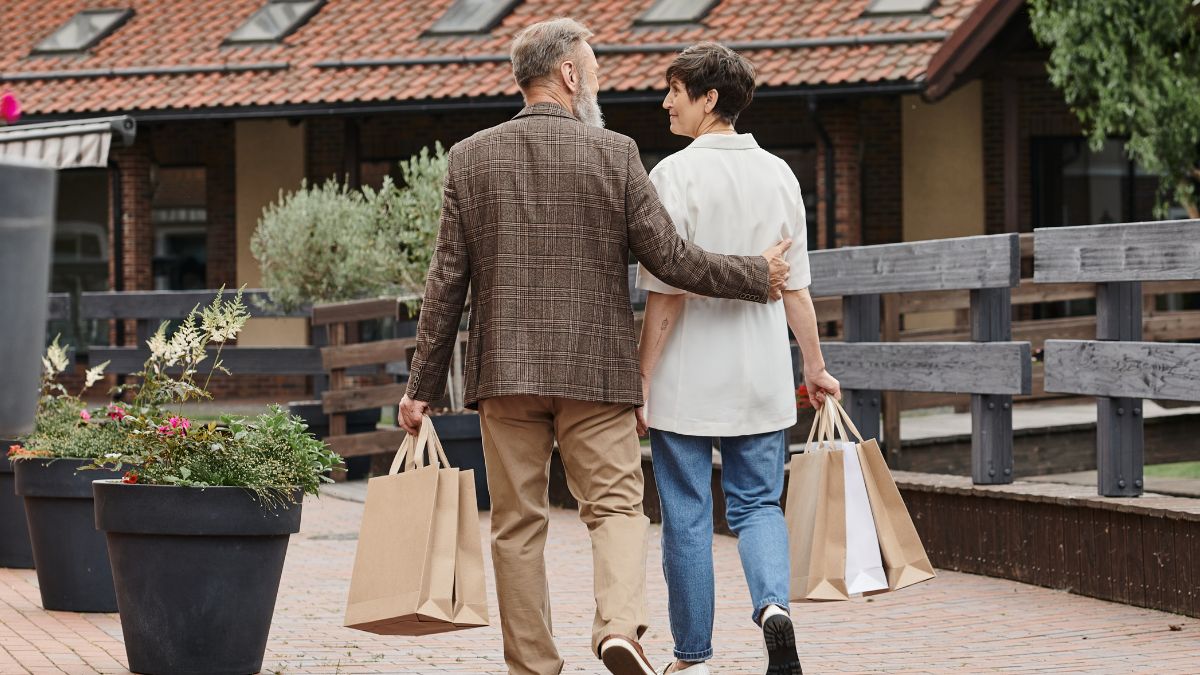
[704,89,719,114]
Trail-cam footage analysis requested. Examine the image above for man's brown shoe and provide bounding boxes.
[599,635,656,675]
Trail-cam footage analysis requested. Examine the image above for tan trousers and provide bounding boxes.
[478,395,650,675]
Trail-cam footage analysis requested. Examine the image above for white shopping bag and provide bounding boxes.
[833,441,888,595]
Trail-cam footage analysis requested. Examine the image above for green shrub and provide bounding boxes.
[251,144,449,311]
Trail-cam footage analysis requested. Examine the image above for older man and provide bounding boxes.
[398,18,791,675]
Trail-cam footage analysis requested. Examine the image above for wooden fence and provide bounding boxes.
[1037,219,1200,496]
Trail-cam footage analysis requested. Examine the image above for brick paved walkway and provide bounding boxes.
[0,490,1195,674]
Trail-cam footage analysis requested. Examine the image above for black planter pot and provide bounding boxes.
[94,481,302,675]
[13,457,121,611]
[287,400,377,479]
[430,413,489,510]
[0,444,34,568]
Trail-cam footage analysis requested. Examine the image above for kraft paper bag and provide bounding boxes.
[344,418,465,635]
[829,400,936,593]
[450,468,489,628]
[786,404,849,601]
[855,438,936,592]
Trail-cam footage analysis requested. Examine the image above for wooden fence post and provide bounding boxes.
[970,287,1014,484]
[842,293,881,442]
[1096,281,1143,497]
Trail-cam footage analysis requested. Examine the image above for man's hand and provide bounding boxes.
[398,394,431,435]
[761,238,793,300]
[804,368,841,409]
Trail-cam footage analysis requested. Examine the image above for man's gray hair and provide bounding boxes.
[510,18,594,89]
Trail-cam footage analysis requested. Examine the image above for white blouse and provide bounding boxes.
[636,132,811,437]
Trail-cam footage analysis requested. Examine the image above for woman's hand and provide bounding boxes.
[804,368,841,409]
[635,382,650,437]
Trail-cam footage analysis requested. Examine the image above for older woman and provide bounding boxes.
[636,43,840,675]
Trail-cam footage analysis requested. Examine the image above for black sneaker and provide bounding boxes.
[761,612,802,675]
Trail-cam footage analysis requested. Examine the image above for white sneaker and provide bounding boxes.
[760,605,802,674]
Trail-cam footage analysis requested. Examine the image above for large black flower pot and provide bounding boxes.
[430,413,489,510]
[93,481,303,675]
[0,444,34,568]
[13,457,121,611]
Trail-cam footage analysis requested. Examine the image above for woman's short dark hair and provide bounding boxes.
[665,42,757,125]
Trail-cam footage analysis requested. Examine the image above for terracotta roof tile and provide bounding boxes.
[1,0,984,116]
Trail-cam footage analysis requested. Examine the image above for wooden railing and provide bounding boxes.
[46,288,322,376]
[1036,219,1200,497]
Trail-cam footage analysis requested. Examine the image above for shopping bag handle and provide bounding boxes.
[387,415,453,475]
[805,397,839,451]
[826,398,865,442]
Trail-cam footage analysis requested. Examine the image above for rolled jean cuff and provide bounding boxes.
[673,646,713,662]
[753,597,791,624]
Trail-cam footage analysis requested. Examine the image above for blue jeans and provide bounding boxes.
[650,428,791,662]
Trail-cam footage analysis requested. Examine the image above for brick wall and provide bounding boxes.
[981,59,1082,234]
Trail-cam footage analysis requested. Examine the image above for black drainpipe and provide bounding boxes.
[808,97,836,250]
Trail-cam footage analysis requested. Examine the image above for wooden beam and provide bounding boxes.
[78,289,304,319]
[821,342,1032,395]
[90,346,325,375]
[47,293,70,321]
[1043,340,1200,401]
[1034,219,1200,283]
[325,429,407,458]
[809,233,1020,296]
[310,297,407,326]
[321,338,416,370]
[322,383,408,414]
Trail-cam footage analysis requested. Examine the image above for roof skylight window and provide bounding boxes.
[426,0,522,36]
[226,0,324,44]
[862,0,937,15]
[635,0,720,25]
[32,8,133,54]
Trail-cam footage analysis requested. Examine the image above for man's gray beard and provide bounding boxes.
[574,89,605,129]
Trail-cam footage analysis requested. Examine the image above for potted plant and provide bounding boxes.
[251,169,420,478]
[89,289,342,675]
[9,337,122,611]
[0,439,34,568]
[251,144,489,499]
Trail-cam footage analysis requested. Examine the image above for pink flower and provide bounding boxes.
[0,92,20,125]
[79,409,92,422]
[107,405,128,421]
[157,416,191,436]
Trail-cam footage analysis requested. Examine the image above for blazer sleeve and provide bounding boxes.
[407,153,470,403]
[624,139,770,303]
[635,163,686,296]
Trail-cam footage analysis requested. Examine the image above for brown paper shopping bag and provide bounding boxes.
[450,468,489,628]
[786,404,850,601]
[344,418,464,635]
[828,400,936,593]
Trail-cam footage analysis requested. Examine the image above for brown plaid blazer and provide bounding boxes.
[407,102,770,409]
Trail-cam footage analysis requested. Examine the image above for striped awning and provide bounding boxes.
[0,116,135,169]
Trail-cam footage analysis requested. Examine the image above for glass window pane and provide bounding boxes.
[427,0,521,35]
[34,9,131,53]
[51,169,110,348]
[863,0,935,15]
[637,0,720,25]
[227,1,322,43]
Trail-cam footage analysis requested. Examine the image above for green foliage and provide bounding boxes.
[1029,0,1200,216]
[251,144,449,311]
[11,336,115,461]
[98,405,341,505]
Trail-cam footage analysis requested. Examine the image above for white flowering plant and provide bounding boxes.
[8,336,115,461]
[83,288,342,503]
